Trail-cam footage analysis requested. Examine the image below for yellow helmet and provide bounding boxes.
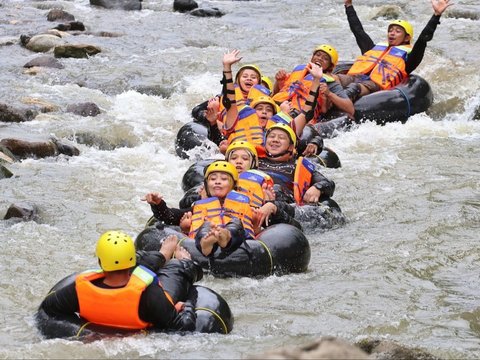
[261,75,273,91]
[96,231,136,271]
[250,95,278,114]
[389,20,414,42]
[204,160,239,183]
[226,141,258,169]
[265,123,297,147]
[313,44,339,67]
[235,64,262,83]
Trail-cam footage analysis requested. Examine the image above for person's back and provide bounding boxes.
[40,231,198,332]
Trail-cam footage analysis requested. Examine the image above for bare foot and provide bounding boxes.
[160,235,178,260]
[175,245,191,260]
[216,227,232,248]
[200,228,218,256]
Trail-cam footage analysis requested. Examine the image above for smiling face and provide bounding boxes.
[238,69,260,93]
[206,171,233,198]
[388,25,409,46]
[311,50,332,71]
[254,102,275,126]
[265,129,293,157]
[227,149,252,173]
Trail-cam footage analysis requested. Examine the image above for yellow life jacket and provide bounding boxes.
[237,170,274,208]
[293,157,316,205]
[189,190,255,239]
[76,266,155,330]
[347,43,412,89]
[246,84,272,104]
[272,64,331,114]
[226,104,276,146]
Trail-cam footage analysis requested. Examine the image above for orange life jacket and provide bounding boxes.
[293,156,316,205]
[189,190,255,238]
[347,43,412,89]
[272,64,326,116]
[76,266,155,330]
[237,170,274,208]
[226,104,276,146]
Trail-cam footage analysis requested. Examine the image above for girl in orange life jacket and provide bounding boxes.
[221,49,324,156]
[310,44,355,119]
[258,123,336,205]
[341,0,453,101]
[39,231,200,332]
[144,161,254,257]
[224,141,302,233]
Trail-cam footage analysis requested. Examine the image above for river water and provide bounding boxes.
[1,0,479,358]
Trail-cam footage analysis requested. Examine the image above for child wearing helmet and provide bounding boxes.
[273,45,354,122]
[144,161,254,257]
[39,231,202,333]
[341,0,453,101]
[258,123,336,205]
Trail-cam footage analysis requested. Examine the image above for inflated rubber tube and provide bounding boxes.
[175,121,210,159]
[35,272,233,339]
[353,74,433,124]
[293,199,347,233]
[181,159,215,192]
[333,61,433,125]
[136,223,311,278]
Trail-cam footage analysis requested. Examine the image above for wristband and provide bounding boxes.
[309,90,317,96]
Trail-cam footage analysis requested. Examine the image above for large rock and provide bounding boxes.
[24,34,66,52]
[173,0,198,13]
[0,103,37,122]
[0,138,79,159]
[4,203,38,221]
[54,44,101,58]
[190,7,225,18]
[24,55,64,69]
[53,21,86,32]
[66,102,101,117]
[0,164,13,179]
[356,339,441,360]
[90,0,142,10]
[46,9,75,22]
[249,337,370,359]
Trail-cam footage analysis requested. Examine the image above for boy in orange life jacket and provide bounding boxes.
[258,123,335,204]
[38,231,201,333]
[144,161,253,257]
[273,45,354,121]
[341,0,453,101]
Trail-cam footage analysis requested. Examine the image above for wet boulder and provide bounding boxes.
[190,7,225,18]
[24,55,64,69]
[4,203,39,221]
[90,0,142,10]
[356,339,440,360]
[24,34,66,52]
[173,0,198,13]
[0,103,37,122]
[0,164,13,179]
[46,9,75,22]
[54,44,101,58]
[53,21,86,32]
[0,138,79,159]
[66,102,101,117]
[249,337,370,359]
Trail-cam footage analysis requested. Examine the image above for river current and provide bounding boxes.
[1,0,479,358]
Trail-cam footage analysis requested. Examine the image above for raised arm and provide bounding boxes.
[223,49,242,130]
